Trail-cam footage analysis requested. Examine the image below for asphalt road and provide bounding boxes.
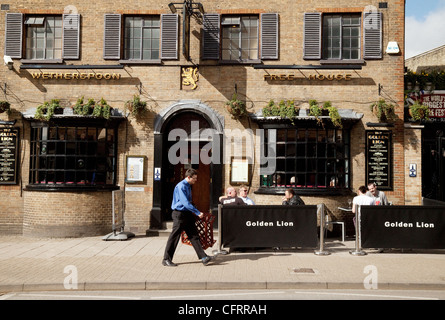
[2,289,445,300]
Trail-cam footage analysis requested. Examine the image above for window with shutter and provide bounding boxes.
[62,14,80,59]
[124,16,160,61]
[303,13,321,60]
[261,13,279,60]
[160,14,178,60]
[221,15,259,62]
[202,14,220,60]
[5,13,23,58]
[25,16,63,60]
[103,14,122,60]
[363,12,382,59]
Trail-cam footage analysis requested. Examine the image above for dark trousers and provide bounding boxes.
[163,210,207,261]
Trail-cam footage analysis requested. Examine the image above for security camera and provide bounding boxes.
[3,55,13,70]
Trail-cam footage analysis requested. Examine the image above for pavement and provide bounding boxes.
[1,233,445,293]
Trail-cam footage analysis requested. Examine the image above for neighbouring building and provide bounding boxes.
[0,0,409,238]
[405,44,445,203]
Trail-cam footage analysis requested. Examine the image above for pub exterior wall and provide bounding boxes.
[0,0,409,237]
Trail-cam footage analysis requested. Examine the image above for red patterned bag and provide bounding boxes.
[181,213,216,250]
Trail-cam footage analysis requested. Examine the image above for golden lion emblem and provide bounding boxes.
[182,67,199,90]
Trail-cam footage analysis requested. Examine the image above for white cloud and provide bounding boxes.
[405,6,445,59]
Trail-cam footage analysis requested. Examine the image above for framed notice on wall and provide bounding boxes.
[365,130,393,190]
[230,157,251,185]
[125,155,145,183]
[0,127,20,185]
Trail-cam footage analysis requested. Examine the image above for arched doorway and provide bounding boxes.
[150,100,224,229]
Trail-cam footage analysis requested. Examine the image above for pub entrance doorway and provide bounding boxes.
[162,112,212,221]
[150,101,224,230]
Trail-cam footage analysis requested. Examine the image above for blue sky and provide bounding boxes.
[405,0,445,58]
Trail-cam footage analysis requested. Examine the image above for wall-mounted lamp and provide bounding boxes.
[168,3,177,13]
[168,0,204,19]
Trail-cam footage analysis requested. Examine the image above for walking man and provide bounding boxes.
[162,168,214,267]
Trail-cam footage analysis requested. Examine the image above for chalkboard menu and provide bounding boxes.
[0,127,19,184]
[366,130,392,190]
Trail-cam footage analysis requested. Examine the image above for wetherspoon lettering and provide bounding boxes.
[30,72,122,80]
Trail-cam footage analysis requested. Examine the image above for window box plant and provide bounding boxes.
[35,99,63,121]
[92,98,111,119]
[226,93,248,119]
[324,102,342,128]
[73,97,95,116]
[262,99,300,124]
[409,102,430,121]
[370,98,397,123]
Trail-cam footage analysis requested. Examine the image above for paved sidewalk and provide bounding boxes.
[1,234,445,292]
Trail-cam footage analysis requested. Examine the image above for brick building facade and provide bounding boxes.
[0,0,413,238]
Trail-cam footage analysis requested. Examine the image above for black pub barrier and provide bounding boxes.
[360,205,445,250]
[216,205,320,251]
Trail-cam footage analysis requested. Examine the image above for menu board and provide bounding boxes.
[366,130,392,190]
[0,127,19,184]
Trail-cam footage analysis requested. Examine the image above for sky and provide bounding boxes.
[405,0,445,58]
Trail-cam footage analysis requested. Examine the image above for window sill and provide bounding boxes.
[320,59,365,65]
[254,186,352,196]
[119,59,162,65]
[219,59,262,65]
[20,59,64,64]
[24,184,119,192]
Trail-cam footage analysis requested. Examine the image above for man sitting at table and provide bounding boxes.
[282,188,305,206]
[219,187,246,206]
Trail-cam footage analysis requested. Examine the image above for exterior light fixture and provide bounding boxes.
[168,3,177,13]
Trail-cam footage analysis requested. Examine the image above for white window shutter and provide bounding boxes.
[62,14,80,59]
[364,12,383,59]
[303,12,321,60]
[161,14,179,60]
[5,13,23,58]
[202,14,220,60]
[103,14,121,59]
[261,13,279,60]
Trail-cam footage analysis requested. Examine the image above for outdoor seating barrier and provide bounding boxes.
[213,204,330,256]
[360,205,445,250]
[350,205,367,256]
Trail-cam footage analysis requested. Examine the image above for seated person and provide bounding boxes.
[238,185,255,205]
[219,187,246,206]
[282,188,305,206]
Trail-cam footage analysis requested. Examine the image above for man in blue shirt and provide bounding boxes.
[163,168,214,267]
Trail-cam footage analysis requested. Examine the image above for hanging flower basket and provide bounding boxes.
[225,93,248,119]
[0,101,11,113]
[370,98,397,123]
[409,102,430,121]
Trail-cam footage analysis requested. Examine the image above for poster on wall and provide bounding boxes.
[365,130,393,190]
[125,155,145,183]
[0,127,19,185]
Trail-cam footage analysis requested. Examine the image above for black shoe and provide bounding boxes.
[201,256,214,266]
[162,259,178,267]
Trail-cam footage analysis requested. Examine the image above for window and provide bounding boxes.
[29,124,117,189]
[322,14,361,60]
[124,16,160,60]
[221,15,259,61]
[25,16,62,60]
[260,127,350,192]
